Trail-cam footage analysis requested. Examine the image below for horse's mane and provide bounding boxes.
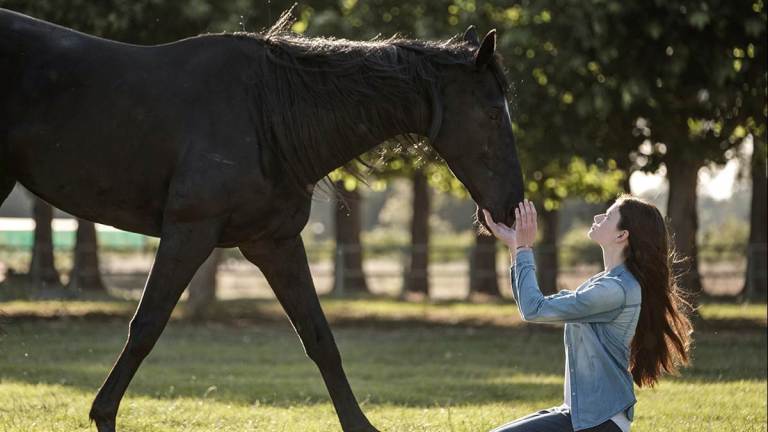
[222,9,508,195]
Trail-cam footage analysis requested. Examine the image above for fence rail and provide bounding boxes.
[2,242,764,300]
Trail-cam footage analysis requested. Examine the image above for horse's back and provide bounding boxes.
[2,9,268,236]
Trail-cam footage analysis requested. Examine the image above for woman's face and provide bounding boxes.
[588,202,627,246]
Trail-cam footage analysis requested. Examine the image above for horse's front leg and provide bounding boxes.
[89,219,220,432]
[240,237,379,432]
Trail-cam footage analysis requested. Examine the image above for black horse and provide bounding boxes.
[0,8,524,432]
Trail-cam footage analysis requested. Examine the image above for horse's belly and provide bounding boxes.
[16,168,167,236]
[8,124,171,236]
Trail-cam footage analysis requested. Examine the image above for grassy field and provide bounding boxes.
[0,299,765,431]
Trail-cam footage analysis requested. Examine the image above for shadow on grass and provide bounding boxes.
[0,296,532,330]
[1,309,765,413]
[3,296,765,331]
[0,319,569,408]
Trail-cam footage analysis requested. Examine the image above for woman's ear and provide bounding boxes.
[616,230,629,242]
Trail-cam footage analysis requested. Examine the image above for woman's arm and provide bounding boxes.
[487,201,624,323]
[514,249,625,323]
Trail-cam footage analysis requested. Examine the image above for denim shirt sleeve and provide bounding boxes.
[512,249,625,323]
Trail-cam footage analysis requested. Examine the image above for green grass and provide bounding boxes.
[0,299,765,431]
[1,298,764,324]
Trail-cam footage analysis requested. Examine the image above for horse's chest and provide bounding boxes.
[217,187,312,246]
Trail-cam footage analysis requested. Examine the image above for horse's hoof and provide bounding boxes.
[344,423,380,432]
[93,418,116,432]
[89,406,116,432]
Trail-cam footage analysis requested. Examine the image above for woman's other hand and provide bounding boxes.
[515,199,537,249]
[482,209,517,249]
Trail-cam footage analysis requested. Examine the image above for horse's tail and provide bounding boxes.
[0,9,23,170]
[0,9,21,195]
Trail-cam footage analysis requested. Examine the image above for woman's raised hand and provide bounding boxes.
[515,200,537,249]
[482,209,517,249]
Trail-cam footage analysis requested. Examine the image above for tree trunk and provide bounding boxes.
[332,181,369,295]
[27,196,61,289]
[665,156,703,300]
[404,169,430,298]
[186,248,222,320]
[468,233,501,299]
[67,219,105,292]
[743,137,767,301]
[536,207,559,295]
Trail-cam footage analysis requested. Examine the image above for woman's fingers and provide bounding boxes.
[526,201,532,226]
[482,210,500,236]
[483,209,497,228]
[526,200,534,227]
[483,209,517,248]
[485,209,513,231]
[514,200,537,247]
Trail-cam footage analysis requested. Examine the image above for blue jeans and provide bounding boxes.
[490,407,623,432]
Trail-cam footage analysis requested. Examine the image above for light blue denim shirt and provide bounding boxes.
[511,249,642,431]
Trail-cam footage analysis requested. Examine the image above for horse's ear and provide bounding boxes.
[474,29,497,69]
[464,25,480,46]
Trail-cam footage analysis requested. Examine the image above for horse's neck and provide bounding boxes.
[294,75,432,184]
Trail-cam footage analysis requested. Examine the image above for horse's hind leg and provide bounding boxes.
[89,219,220,432]
[240,237,379,432]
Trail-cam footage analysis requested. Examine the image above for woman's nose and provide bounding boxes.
[593,215,601,223]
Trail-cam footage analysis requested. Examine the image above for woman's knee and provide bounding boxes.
[489,408,571,432]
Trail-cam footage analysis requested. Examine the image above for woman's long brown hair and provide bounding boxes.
[616,194,694,387]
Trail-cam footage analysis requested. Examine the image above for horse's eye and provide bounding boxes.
[487,107,502,121]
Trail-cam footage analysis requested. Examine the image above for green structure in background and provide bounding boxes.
[0,221,149,251]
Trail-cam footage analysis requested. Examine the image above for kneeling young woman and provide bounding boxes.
[483,195,693,432]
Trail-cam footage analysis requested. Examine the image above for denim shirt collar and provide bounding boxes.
[605,262,628,277]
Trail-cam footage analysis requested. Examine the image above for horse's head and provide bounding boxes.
[430,27,524,231]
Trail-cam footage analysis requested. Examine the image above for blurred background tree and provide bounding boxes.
[26,196,61,292]
[0,0,763,306]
